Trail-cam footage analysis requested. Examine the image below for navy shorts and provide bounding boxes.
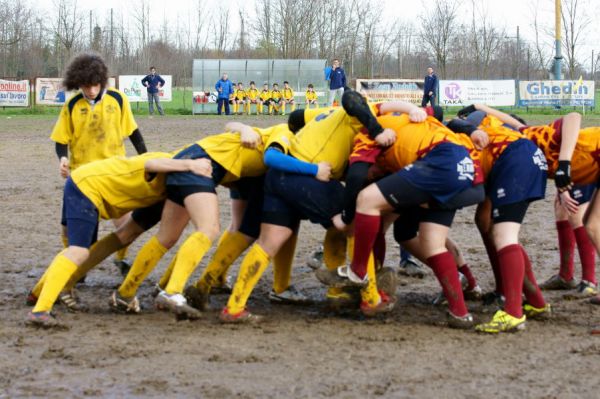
[166,144,227,205]
[487,139,547,209]
[229,176,265,238]
[63,178,99,248]
[131,201,165,231]
[570,184,595,205]
[262,169,344,229]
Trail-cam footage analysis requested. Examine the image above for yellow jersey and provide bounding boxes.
[246,88,260,101]
[282,87,294,100]
[197,124,294,183]
[50,88,137,171]
[259,90,271,102]
[72,152,172,220]
[234,89,246,101]
[271,90,282,101]
[306,90,318,101]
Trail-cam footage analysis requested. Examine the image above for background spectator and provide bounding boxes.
[327,59,346,106]
[421,66,438,107]
[215,73,234,115]
[141,66,165,115]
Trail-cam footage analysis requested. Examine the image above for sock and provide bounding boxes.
[556,221,575,281]
[64,233,124,291]
[458,264,476,290]
[165,232,212,294]
[521,245,546,308]
[346,236,355,263]
[350,213,381,279]
[233,103,238,113]
[159,255,177,289]
[427,251,468,317]
[32,252,78,313]
[272,232,298,294]
[291,103,296,112]
[282,103,286,114]
[360,253,381,307]
[497,244,525,318]
[574,226,596,284]
[118,236,168,298]
[323,228,347,271]
[226,244,271,314]
[373,229,386,270]
[61,232,69,248]
[115,245,129,261]
[482,234,503,295]
[31,267,50,297]
[196,230,250,293]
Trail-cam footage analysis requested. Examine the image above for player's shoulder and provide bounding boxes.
[105,88,127,108]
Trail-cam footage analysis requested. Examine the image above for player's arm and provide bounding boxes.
[141,75,148,87]
[55,143,69,178]
[446,118,489,150]
[462,104,525,130]
[128,129,147,154]
[263,145,331,181]
[340,161,372,225]
[158,76,165,88]
[225,121,262,148]
[555,112,582,195]
[145,157,212,176]
[377,101,427,122]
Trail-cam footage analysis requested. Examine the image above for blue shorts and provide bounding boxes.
[63,178,99,248]
[229,176,265,238]
[166,144,227,205]
[262,169,344,229]
[131,201,165,231]
[487,139,547,208]
[396,142,476,204]
[570,184,595,205]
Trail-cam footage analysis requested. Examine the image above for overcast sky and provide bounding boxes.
[34,0,600,67]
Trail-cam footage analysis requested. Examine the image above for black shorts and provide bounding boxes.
[131,201,165,231]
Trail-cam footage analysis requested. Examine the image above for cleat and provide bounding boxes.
[398,258,425,278]
[326,287,361,310]
[151,283,164,298]
[113,259,132,276]
[376,267,398,298]
[184,285,210,311]
[25,311,61,329]
[306,246,324,270]
[475,310,526,333]
[563,280,598,300]
[315,266,368,288]
[589,295,600,305]
[211,275,233,294]
[464,284,483,300]
[540,274,577,290]
[523,303,552,320]
[109,291,141,314]
[482,291,505,308]
[219,307,263,324]
[25,291,38,306]
[58,290,87,313]
[360,290,396,317]
[155,291,202,319]
[447,311,474,329]
[268,285,312,305]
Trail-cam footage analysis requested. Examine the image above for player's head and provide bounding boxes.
[222,72,228,80]
[424,105,444,122]
[273,83,279,89]
[250,81,255,87]
[63,52,108,92]
[288,109,306,134]
[263,83,269,90]
[150,66,156,74]
[283,81,289,87]
[332,59,340,68]
[427,67,434,74]
[307,83,314,90]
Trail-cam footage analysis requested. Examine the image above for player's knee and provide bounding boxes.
[356,186,383,212]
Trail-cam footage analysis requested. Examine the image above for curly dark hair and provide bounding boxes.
[63,52,108,90]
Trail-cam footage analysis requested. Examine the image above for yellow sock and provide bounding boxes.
[115,245,129,261]
[360,253,381,307]
[282,103,286,114]
[233,103,237,113]
[272,232,298,293]
[31,267,50,297]
[196,230,250,292]
[165,232,212,294]
[323,228,347,271]
[291,103,296,112]
[61,232,68,248]
[32,252,78,313]
[269,104,273,114]
[118,236,168,298]
[158,255,177,289]
[226,244,270,314]
[346,235,355,263]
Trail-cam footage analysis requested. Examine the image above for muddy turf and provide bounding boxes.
[1,115,599,398]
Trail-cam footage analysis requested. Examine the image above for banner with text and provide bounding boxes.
[439,80,515,106]
[119,75,172,102]
[355,79,424,105]
[518,80,595,107]
[35,77,116,105]
[0,79,29,106]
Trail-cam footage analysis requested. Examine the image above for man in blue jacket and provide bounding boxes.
[141,66,166,115]
[327,59,346,106]
[215,73,234,115]
[421,67,438,107]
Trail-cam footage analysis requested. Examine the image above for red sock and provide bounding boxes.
[574,226,596,284]
[458,264,476,290]
[497,244,525,318]
[482,234,503,295]
[373,229,386,269]
[521,245,546,308]
[427,251,468,317]
[556,221,575,281]
[350,213,381,279]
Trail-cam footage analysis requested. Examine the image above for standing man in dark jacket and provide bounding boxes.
[215,73,234,115]
[141,66,166,115]
[327,59,346,106]
[421,67,438,107]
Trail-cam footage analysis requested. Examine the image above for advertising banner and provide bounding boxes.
[35,77,116,105]
[439,80,516,106]
[518,80,595,107]
[119,75,172,102]
[355,79,424,105]
[0,79,29,106]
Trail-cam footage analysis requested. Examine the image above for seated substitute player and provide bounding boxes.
[25,153,212,327]
[48,52,147,285]
[245,81,260,115]
[233,82,247,115]
[258,83,271,115]
[269,83,283,115]
[305,84,319,109]
[281,81,295,115]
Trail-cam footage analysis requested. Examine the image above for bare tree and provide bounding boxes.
[418,0,459,77]
[211,5,230,56]
[468,0,504,79]
[561,0,592,79]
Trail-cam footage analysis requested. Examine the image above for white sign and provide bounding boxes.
[119,75,172,102]
[356,79,424,105]
[439,80,515,106]
[35,77,116,105]
[0,79,29,107]
[518,80,595,107]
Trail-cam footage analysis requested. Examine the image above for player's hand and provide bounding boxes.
[331,213,350,232]
[59,157,70,178]
[408,108,427,122]
[471,130,489,150]
[375,128,396,147]
[555,160,573,193]
[188,158,213,177]
[457,104,477,118]
[558,189,579,214]
[240,129,261,148]
[316,162,332,182]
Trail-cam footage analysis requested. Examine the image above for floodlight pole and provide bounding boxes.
[552,0,563,80]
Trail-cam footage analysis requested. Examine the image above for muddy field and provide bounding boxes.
[1,114,600,398]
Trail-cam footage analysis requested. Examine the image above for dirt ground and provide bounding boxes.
[1,114,600,398]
